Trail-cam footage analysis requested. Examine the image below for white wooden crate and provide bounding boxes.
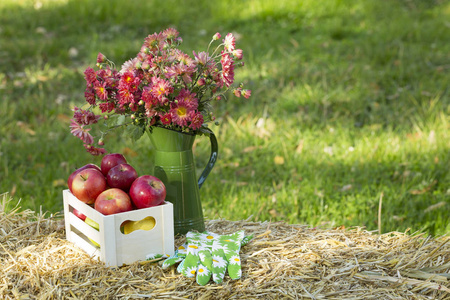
[63,189,174,267]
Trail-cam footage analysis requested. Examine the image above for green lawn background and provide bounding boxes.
[0,0,449,235]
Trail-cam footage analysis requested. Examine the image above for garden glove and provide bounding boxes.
[162,231,215,285]
[161,231,253,285]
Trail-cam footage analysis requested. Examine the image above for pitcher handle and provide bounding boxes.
[198,127,218,189]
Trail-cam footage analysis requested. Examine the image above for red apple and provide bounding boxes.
[106,163,138,192]
[68,164,101,192]
[71,168,107,205]
[95,188,133,215]
[101,153,127,176]
[129,175,166,209]
[73,208,87,221]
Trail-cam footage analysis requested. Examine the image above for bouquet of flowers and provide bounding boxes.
[70,28,251,155]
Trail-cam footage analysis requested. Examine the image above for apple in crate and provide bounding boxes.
[71,168,107,205]
[95,188,133,215]
[106,163,138,192]
[101,153,127,176]
[73,208,86,221]
[67,164,101,193]
[129,175,166,208]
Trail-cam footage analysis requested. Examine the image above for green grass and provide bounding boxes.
[1,0,449,235]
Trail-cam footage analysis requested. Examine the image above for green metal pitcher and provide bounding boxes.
[147,126,218,235]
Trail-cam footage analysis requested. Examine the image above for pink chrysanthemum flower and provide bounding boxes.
[72,107,100,125]
[223,33,236,52]
[173,49,195,66]
[163,28,179,40]
[121,58,138,74]
[70,120,94,144]
[233,89,241,97]
[193,51,210,66]
[176,89,198,109]
[143,32,165,52]
[94,81,108,100]
[189,111,204,130]
[165,62,195,84]
[220,51,235,87]
[170,100,192,127]
[145,106,158,118]
[84,144,106,156]
[151,77,173,102]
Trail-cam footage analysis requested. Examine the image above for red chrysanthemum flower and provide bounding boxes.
[142,86,157,105]
[97,53,106,64]
[160,112,172,125]
[99,102,115,113]
[84,144,106,156]
[94,81,108,100]
[85,88,96,105]
[120,71,135,87]
[84,67,96,85]
[118,86,134,106]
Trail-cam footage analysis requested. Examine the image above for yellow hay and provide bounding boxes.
[1,194,449,299]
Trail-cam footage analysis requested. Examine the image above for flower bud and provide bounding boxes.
[138,100,144,105]
[96,52,106,64]
[215,121,220,126]
[98,139,104,146]
[232,49,243,60]
[242,89,252,99]
[131,114,136,120]
[213,32,221,40]
[104,115,109,120]
[197,78,206,86]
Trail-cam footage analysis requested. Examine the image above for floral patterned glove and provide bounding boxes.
[161,231,252,285]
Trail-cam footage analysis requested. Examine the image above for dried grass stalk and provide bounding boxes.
[1,193,449,299]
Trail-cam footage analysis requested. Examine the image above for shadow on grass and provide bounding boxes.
[0,0,448,235]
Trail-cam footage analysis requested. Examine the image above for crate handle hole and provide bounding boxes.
[120,216,156,234]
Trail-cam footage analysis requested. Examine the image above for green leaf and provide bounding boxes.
[126,125,145,141]
[116,115,126,126]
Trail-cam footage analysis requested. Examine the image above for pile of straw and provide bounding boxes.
[1,195,449,299]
